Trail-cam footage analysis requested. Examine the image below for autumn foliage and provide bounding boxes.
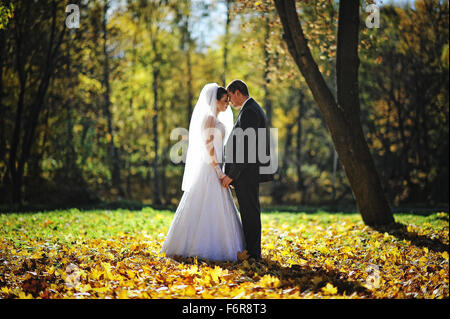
[0,208,448,299]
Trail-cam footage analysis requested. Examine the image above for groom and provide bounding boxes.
[221,80,274,260]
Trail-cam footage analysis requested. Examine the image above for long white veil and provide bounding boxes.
[181,83,234,192]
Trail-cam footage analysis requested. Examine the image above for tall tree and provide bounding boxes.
[263,12,273,127]
[8,0,67,204]
[296,89,304,193]
[102,0,124,197]
[142,0,173,205]
[274,0,394,225]
[178,0,194,126]
[222,0,232,86]
[0,11,7,185]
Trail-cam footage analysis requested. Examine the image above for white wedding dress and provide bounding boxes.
[161,84,245,262]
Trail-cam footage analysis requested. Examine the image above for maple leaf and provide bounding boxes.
[237,250,249,261]
[321,283,338,295]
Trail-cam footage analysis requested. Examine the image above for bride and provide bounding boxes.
[161,83,245,262]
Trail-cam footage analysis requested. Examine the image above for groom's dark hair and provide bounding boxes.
[226,80,249,96]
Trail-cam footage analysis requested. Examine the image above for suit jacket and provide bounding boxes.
[224,98,275,185]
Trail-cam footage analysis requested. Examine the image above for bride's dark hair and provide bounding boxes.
[217,86,227,100]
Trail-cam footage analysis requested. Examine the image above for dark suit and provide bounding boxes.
[224,98,274,259]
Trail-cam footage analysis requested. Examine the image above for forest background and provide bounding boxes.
[0,0,448,212]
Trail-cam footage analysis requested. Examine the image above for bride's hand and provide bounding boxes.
[214,165,226,180]
[217,171,226,181]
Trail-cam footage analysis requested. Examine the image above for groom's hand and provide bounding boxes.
[221,176,233,188]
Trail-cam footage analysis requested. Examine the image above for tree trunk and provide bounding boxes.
[184,10,194,125]
[274,0,394,225]
[9,6,28,204]
[296,89,304,192]
[147,6,163,206]
[66,103,77,174]
[332,149,338,203]
[9,0,66,204]
[152,68,162,205]
[9,85,25,204]
[102,1,124,197]
[161,146,168,205]
[126,156,132,199]
[222,0,232,86]
[186,43,193,125]
[281,122,295,179]
[263,13,272,127]
[0,28,5,183]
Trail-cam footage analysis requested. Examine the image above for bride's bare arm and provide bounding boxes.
[204,116,226,179]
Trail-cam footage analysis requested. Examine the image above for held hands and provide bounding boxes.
[214,165,226,180]
[221,176,233,188]
[213,165,233,188]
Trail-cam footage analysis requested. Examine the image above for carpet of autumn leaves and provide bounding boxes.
[0,208,448,299]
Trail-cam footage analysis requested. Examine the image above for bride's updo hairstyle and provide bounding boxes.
[217,86,227,100]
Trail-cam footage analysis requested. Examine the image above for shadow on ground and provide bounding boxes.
[171,255,372,298]
[372,222,449,253]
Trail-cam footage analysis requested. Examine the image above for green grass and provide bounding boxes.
[0,207,173,244]
[1,207,447,245]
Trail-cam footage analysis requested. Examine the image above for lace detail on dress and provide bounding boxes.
[214,119,226,167]
[215,120,226,139]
